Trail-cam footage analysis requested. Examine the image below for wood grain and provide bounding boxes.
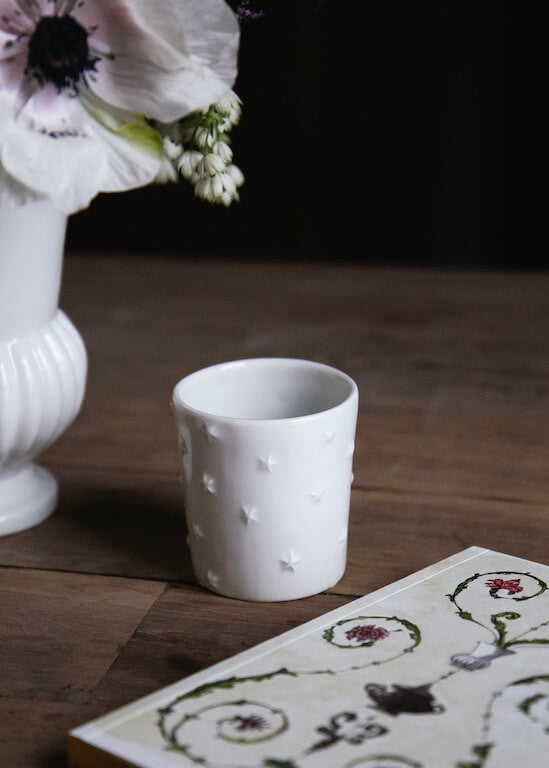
[1,256,548,767]
[0,569,164,703]
[0,698,107,768]
[91,586,351,711]
[46,258,549,505]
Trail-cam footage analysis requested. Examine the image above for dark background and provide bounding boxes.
[66,2,544,269]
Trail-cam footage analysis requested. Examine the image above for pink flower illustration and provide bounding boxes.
[485,578,523,596]
[346,624,389,643]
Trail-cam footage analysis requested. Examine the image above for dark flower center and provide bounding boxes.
[26,15,97,91]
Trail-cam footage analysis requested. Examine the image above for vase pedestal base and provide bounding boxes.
[0,464,57,536]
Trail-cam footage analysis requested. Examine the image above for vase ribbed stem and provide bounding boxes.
[0,199,87,535]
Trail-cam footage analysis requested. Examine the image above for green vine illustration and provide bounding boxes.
[512,675,549,733]
[151,568,548,768]
[511,673,549,686]
[161,698,289,761]
[448,571,546,608]
[323,615,421,651]
[490,611,520,647]
[158,668,298,713]
[455,742,493,768]
[518,693,545,715]
[506,618,549,648]
[456,674,549,767]
[447,571,548,649]
[447,573,492,633]
[156,614,423,766]
[344,755,423,767]
[157,669,299,762]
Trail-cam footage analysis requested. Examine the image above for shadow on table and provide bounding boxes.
[44,751,66,768]
[0,478,194,584]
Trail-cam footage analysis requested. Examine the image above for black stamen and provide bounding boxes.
[26,15,98,92]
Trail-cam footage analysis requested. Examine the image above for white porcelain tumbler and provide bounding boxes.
[172,358,358,601]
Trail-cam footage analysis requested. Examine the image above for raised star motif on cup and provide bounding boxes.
[201,472,217,495]
[280,551,301,572]
[240,505,258,525]
[207,570,220,588]
[257,454,277,472]
[191,521,205,541]
[338,526,348,544]
[200,422,221,442]
[324,430,335,443]
[178,434,188,454]
[309,489,324,504]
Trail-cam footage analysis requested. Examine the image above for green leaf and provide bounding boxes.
[518,693,545,714]
[458,610,474,622]
[473,743,494,759]
[511,674,549,686]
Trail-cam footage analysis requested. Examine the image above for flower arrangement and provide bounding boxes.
[0,0,253,213]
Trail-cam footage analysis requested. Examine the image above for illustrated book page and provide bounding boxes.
[68,546,549,768]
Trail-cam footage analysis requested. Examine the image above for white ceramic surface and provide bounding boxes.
[172,358,359,601]
[0,200,87,535]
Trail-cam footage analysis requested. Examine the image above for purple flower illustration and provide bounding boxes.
[228,714,268,732]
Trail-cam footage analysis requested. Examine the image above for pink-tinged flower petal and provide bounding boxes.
[16,81,88,134]
[0,3,34,33]
[1,89,105,200]
[0,51,28,97]
[0,0,240,211]
[0,12,29,96]
[2,82,162,211]
[13,0,50,21]
[74,0,239,120]
[0,33,27,63]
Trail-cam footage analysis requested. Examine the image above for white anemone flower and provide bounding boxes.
[0,0,240,212]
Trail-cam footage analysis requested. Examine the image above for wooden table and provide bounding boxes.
[1,256,547,767]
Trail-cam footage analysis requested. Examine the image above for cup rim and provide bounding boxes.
[172,357,358,424]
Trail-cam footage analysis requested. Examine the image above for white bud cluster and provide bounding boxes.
[154,137,181,183]
[158,90,244,205]
[212,92,242,132]
[193,164,245,206]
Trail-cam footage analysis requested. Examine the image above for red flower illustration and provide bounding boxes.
[346,624,389,643]
[485,578,523,596]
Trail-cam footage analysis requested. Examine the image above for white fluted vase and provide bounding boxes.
[0,199,87,535]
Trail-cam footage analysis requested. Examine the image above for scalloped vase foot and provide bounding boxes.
[0,464,57,536]
[0,199,87,536]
